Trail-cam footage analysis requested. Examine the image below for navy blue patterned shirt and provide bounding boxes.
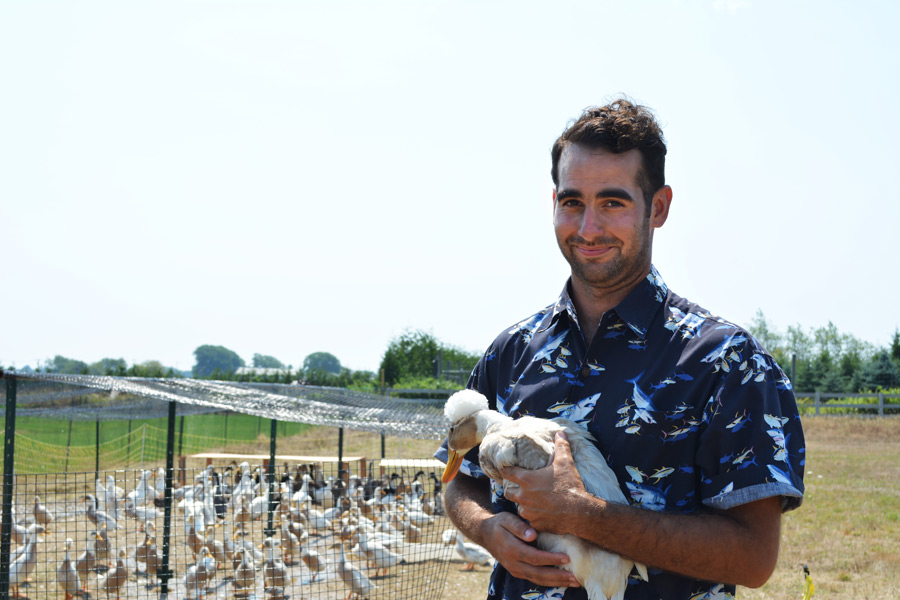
[435,266,805,600]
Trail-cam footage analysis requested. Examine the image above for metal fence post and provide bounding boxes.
[64,419,74,473]
[95,418,100,479]
[0,374,19,600]
[126,419,132,467]
[159,401,177,595]
[265,419,278,538]
[879,392,885,417]
[815,391,821,416]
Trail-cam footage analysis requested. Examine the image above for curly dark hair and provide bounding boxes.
[551,99,667,214]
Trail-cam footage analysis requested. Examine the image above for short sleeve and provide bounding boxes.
[695,340,805,512]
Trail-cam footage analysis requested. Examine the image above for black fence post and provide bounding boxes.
[95,418,100,479]
[159,401,177,595]
[126,419,133,467]
[64,419,74,473]
[178,414,185,456]
[0,374,19,600]
[264,419,278,538]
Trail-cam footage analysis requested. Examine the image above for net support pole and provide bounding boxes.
[338,427,344,468]
[159,400,177,595]
[95,418,100,479]
[64,419,74,473]
[264,418,278,538]
[0,374,18,600]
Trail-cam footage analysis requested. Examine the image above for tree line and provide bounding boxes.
[4,329,481,392]
[748,312,899,393]
[8,319,898,394]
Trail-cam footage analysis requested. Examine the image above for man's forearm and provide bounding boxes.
[504,434,783,588]
[576,495,782,588]
[443,473,494,547]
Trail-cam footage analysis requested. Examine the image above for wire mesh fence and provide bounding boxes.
[0,372,460,600]
[1,461,454,600]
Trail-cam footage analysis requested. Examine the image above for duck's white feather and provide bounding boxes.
[447,391,649,600]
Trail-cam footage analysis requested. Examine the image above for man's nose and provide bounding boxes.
[579,206,606,238]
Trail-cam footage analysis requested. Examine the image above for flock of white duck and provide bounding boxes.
[5,386,635,600]
[1,460,492,600]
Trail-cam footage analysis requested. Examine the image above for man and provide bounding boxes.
[435,99,805,599]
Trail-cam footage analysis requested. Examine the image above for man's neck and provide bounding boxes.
[569,269,649,346]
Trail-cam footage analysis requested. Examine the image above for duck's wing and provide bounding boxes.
[553,419,628,505]
[480,416,557,481]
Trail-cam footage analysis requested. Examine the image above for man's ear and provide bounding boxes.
[651,185,673,228]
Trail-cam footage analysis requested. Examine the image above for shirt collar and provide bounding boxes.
[550,265,669,339]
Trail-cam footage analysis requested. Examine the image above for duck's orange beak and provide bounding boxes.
[442,449,464,483]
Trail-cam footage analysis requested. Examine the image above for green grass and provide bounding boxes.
[0,413,313,473]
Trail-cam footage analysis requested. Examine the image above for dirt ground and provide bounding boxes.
[8,417,896,600]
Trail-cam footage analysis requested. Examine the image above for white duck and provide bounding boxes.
[83,494,121,530]
[357,526,406,576]
[261,537,290,595]
[56,538,80,600]
[442,389,648,600]
[454,530,493,570]
[335,541,376,600]
[126,469,154,509]
[9,524,43,597]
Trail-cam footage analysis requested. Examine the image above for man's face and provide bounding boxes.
[553,144,667,296]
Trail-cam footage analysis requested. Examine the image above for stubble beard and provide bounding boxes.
[560,222,653,296]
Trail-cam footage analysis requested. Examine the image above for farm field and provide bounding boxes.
[439,416,900,600]
[3,415,898,599]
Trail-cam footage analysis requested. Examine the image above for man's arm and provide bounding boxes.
[502,432,782,588]
[443,471,581,588]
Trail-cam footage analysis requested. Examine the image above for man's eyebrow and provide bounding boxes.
[595,188,636,202]
[556,189,582,202]
[556,188,636,202]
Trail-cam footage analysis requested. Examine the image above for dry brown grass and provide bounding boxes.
[435,417,900,600]
[8,418,899,599]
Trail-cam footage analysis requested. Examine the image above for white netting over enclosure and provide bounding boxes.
[0,371,466,600]
[8,372,450,438]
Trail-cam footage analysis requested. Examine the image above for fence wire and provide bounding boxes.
[1,461,456,600]
[6,373,449,439]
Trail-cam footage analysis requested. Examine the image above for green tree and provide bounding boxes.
[128,360,173,378]
[302,352,342,375]
[252,353,285,369]
[88,358,128,376]
[747,310,782,355]
[379,329,479,387]
[193,345,245,378]
[891,328,900,362]
[856,351,900,391]
[46,355,89,374]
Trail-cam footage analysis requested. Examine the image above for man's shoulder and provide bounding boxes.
[661,291,779,369]
[488,302,559,351]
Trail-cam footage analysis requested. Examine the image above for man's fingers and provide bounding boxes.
[553,430,573,463]
[504,515,536,543]
[509,563,580,588]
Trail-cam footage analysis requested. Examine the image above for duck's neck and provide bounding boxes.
[477,409,511,437]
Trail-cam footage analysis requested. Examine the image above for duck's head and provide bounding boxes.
[442,389,504,483]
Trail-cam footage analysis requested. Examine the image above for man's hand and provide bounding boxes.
[501,431,593,536]
[480,511,581,589]
[443,469,580,589]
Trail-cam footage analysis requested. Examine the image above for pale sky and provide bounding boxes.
[2,0,898,374]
